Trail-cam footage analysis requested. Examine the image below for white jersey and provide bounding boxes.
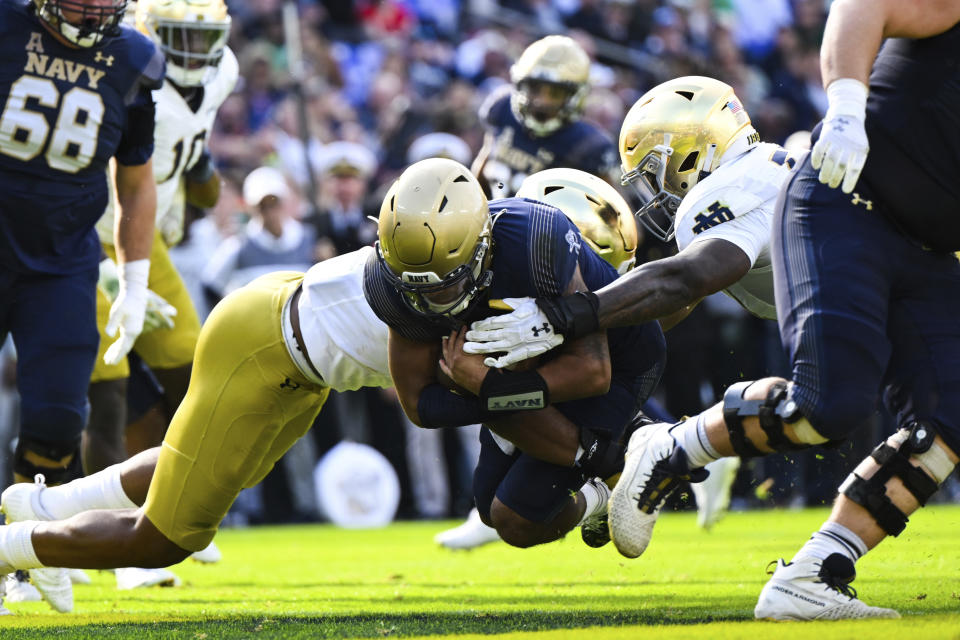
[674,142,801,320]
[97,47,239,246]
[297,247,393,392]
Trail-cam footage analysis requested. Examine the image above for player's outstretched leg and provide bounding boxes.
[755,554,899,620]
[608,422,706,558]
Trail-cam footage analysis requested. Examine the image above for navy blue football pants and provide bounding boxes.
[773,155,960,455]
[0,266,99,448]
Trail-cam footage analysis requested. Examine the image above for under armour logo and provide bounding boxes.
[530,323,551,337]
[94,51,114,66]
[279,377,301,390]
[833,116,850,132]
[850,193,873,210]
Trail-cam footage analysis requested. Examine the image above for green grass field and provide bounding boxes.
[2,505,958,639]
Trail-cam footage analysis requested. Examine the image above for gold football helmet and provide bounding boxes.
[34,0,128,48]
[378,158,493,319]
[620,76,758,241]
[510,35,590,137]
[517,169,637,274]
[136,0,231,87]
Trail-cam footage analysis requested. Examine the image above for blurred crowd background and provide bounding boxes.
[1,0,956,527]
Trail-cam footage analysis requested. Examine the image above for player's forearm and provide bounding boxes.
[820,0,886,88]
[114,164,156,264]
[593,259,701,331]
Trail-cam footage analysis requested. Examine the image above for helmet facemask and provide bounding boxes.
[512,78,587,137]
[378,233,492,321]
[36,0,127,48]
[621,136,684,242]
[152,19,229,86]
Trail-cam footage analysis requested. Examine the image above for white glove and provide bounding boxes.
[811,78,869,194]
[464,297,564,369]
[99,258,177,334]
[103,259,150,366]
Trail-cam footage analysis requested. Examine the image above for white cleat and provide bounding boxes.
[691,457,740,530]
[30,567,73,613]
[1,476,50,524]
[4,572,41,602]
[190,542,222,564]
[115,567,181,590]
[755,554,900,620]
[434,508,501,550]
[2,476,73,612]
[608,422,706,559]
[67,569,92,585]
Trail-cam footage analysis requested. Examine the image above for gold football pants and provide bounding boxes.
[143,271,328,551]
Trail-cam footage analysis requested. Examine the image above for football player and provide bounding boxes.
[0,161,658,602]
[465,76,792,531]
[366,159,666,549]
[434,166,639,551]
[472,35,620,199]
[0,0,163,612]
[90,0,236,472]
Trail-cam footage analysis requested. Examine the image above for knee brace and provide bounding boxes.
[722,380,830,458]
[839,421,956,536]
[13,435,82,485]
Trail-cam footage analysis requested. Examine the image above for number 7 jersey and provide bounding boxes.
[0,0,164,274]
[97,46,238,247]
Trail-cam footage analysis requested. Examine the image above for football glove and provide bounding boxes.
[103,259,150,366]
[811,78,869,194]
[464,298,564,369]
[99,258,177,334]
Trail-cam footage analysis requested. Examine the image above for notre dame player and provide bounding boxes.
[472,35,620,199]
[89,0,236,474]
[365,159,665,549]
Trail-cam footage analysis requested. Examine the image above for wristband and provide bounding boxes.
[119,258,150,292]
[538,291,599,340]
[417,383,489,429]
[479,368,549,412]
[825,78,868,120]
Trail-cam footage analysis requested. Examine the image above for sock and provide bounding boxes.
[670,414,722,469]
[792,521,868,565]
[577,478,611,525]
[37,462,137,520]
[0,521,43,570]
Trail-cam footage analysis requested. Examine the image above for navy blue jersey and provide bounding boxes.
[478,85,619,198]
[857,22,960,250]
[364,197,661,382]
[0,0,165,274]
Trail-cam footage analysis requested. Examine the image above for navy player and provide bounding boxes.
[472,35,620,199]
[366,158,666,549]
[0,0,162,611]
